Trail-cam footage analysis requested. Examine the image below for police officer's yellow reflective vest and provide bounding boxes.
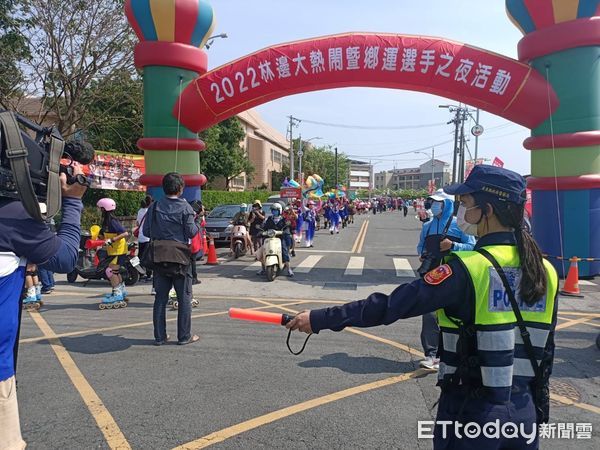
[437,245,558,403]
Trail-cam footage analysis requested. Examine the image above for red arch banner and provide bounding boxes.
[176,33,558,132]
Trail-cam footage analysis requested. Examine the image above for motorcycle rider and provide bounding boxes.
[229,203,251,255]
[256,203,294,277]
[248,200,265,252]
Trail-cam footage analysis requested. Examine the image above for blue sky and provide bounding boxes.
[205,0,532,174]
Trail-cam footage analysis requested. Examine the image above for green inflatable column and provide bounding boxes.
[125,0,215,201]
[507,1,600,277]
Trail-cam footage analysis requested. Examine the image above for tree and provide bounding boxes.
[80,70,143,153]
[301,145,350,191]
[11,0,136,136]
[0,0,29,109]
[199,117,255,190]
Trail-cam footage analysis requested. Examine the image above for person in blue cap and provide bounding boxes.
[287,165,558,449]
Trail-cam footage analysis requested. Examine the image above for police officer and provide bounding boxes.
[287,165,558,449]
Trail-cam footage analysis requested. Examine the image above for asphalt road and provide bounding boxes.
[16,210,600,449]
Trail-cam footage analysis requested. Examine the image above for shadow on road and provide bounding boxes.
[298,352,416,374]
[55,333,153,354]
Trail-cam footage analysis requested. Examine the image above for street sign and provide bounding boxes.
[280,187,301,198]
[471,124,484,137]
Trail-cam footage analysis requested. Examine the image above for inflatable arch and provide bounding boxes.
[125,0,599,277]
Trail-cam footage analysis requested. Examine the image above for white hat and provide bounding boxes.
[429,189,453,201]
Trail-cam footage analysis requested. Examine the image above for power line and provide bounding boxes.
[346,139,454,158]
[295,117,447,130]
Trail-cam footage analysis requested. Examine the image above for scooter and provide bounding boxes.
[231,224,249,259]
[261,229,284,282]
[67,238,145,287]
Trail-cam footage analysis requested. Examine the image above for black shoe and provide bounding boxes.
[192,278,200,285]
[41,288,53,295]
[291,250,296,257]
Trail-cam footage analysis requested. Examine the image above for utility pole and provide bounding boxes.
[334,146,339,188]
[297,134,302,183]
[431,147,435,189]
[451,109,460,184]
[474,108,480,162]
[458,109,467,183]
[287,115,300,180]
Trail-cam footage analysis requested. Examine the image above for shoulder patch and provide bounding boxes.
[424,264,453,285]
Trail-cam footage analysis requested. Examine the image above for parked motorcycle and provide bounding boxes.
[67,238,144,286]
[261,229,284,282]
[231,224,248,259]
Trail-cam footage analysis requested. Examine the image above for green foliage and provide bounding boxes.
[200,117,255,189]
[0,0,29,108]
[80,70,143,153]
[82,189,146,217]
[301,145,350,191]
[199,191,277,211]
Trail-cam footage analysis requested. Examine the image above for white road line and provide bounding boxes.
[394,258,416,278]
[294,255,323,273]
[578,280,596,286]
[344,257,365,276]
[243,261,262,271]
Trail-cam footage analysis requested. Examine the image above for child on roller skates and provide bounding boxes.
[97,198,129,309]
[22,264,43,310]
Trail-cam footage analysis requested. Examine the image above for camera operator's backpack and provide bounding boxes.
[0,111,64,221]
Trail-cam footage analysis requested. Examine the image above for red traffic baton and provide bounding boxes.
[228,308,294,326]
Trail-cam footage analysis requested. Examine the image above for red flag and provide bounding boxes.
[492,157,504,168]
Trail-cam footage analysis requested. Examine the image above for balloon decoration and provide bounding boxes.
[281,177,301,189]
[176,33,558,132]
[303,174,325,199]
[507,0,600,277]
[125,0,214,201]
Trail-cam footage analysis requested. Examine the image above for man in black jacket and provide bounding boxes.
[143,173,199,346]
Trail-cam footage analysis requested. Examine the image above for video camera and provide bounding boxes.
[0,110,94,221]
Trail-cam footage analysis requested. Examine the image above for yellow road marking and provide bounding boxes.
[556,311,600,318]
[249,299,425,359]
[21,302,306,344]
[555,316,597,330]
[28,311,131,450]
[550,393,600,414]
[356,220,369,254]
[172,368,430,449]
[350,221,367,254]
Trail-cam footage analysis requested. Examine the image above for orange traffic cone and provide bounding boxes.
[560,257,584,298]
[206,237,219,265]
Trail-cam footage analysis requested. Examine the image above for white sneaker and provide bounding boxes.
[151,287,156,295]
[419,356,440,370]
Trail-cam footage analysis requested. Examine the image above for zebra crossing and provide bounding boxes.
[224,252,418,279]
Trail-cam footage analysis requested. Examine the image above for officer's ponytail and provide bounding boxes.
[473,193,547,306]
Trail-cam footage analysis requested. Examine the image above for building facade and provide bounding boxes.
[374,160,451,191]
[348,160,373,192]
[210,109,290,191]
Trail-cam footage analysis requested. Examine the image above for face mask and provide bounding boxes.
[456,204,479,236]
[430,202,443,217]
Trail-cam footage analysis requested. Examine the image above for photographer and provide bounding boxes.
[0,167,87,449]
[415,189,475,370]
[0,111,88,448]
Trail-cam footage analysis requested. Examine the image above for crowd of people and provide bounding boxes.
[1,165,561,449]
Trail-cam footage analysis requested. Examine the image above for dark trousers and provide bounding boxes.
[190,253,198,280]
[38,267,55,290]
[434,390,537,449]
[153,265,192,343]
[421,312,439,357]
[138,242,153,278]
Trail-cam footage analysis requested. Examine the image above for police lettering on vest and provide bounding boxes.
[488,267,546,313]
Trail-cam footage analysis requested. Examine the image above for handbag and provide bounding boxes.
[141,205,191,277]
[190,231,202,254]
[133,211,147,238]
